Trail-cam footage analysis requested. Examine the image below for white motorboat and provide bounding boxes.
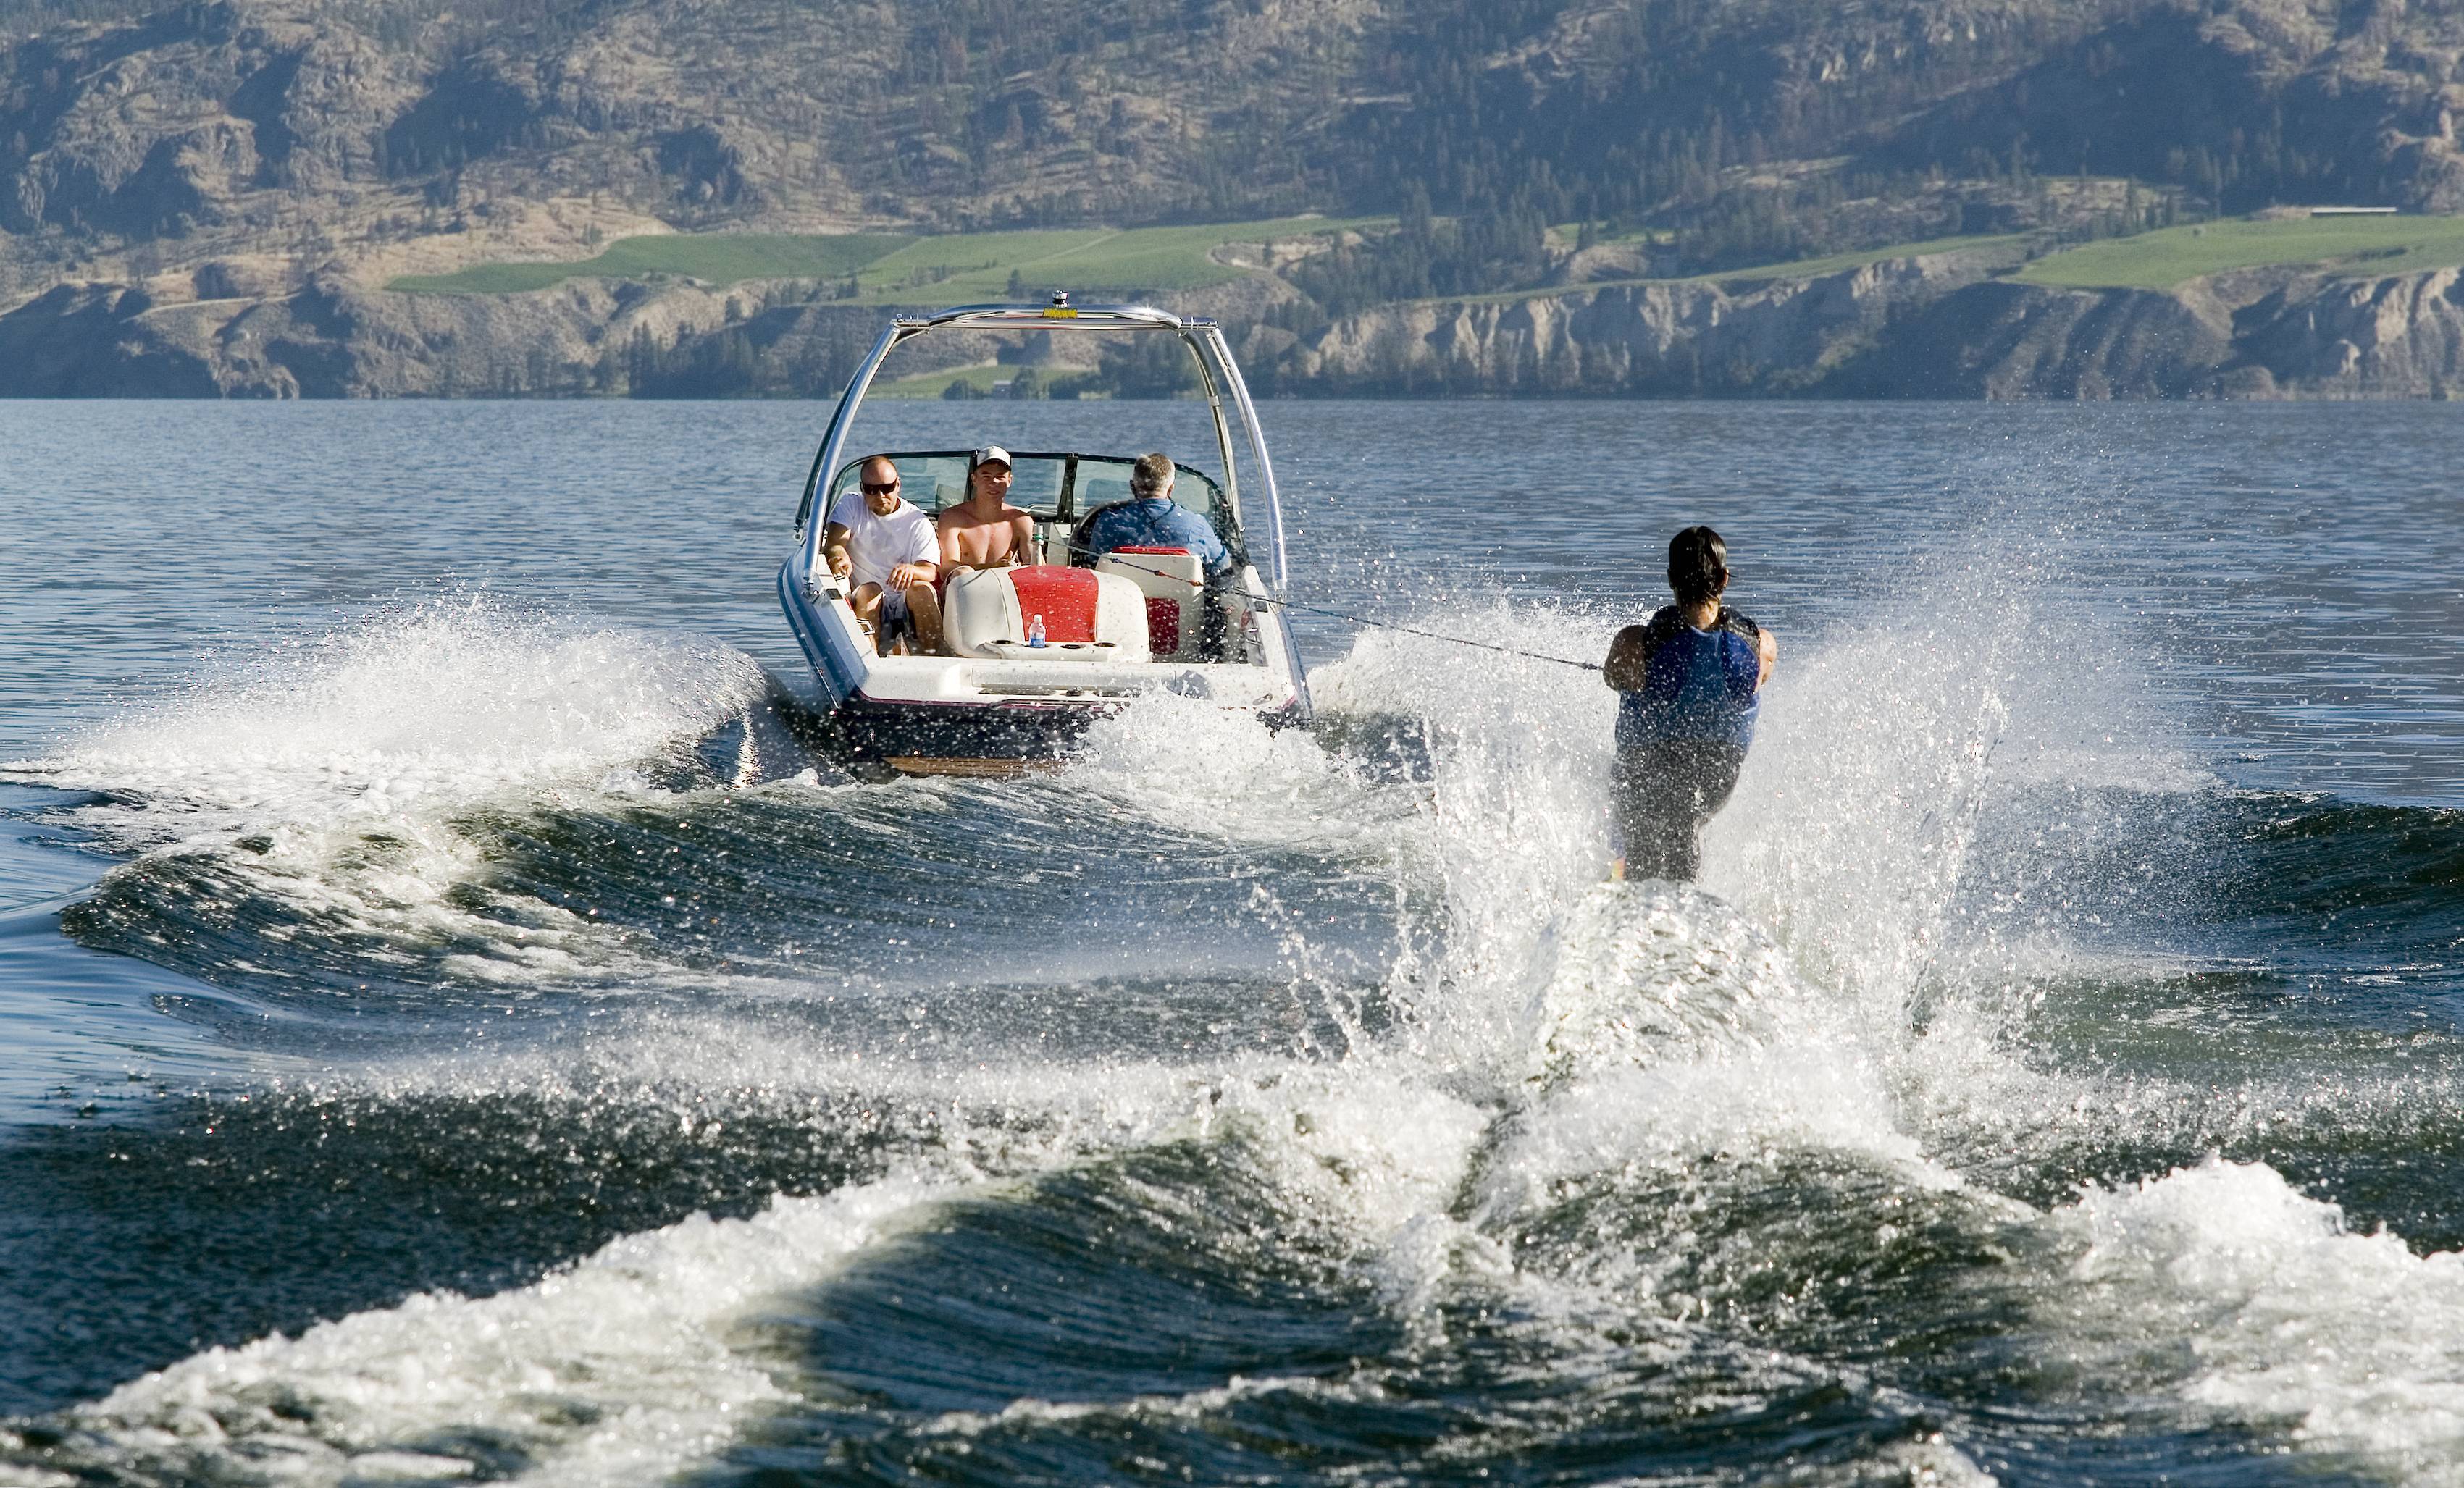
[776,298,1312,774]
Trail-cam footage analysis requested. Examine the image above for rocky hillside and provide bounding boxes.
[8,0,2464,396]
[0,0,1377,305]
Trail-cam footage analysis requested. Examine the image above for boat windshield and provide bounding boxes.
[824,450,1233,545]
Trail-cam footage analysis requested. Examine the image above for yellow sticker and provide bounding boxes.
[1042,307,1079,319]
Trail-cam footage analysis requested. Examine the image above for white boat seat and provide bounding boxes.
[1095,547,1205,660]
[944,565,1152,660]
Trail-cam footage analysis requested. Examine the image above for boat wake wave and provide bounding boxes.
[9,576,2464,1485]
[10,596,774,841]
[3,597,786,996]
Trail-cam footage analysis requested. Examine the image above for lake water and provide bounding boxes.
[1,398,2460,1486]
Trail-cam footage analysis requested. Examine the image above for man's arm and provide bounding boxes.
[823,523,854,580]
[1181,513,1232,576]
[1603,624,1651,691]
[1008,510,1038,565]
[888,523,940,591]
[1756,626,1777,689]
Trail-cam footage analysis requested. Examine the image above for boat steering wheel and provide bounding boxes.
[1066,500,1137,566]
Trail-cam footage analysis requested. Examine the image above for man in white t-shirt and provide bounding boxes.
[824,455,942,654]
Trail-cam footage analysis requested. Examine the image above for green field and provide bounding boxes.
[2017,214,2464,289]
[868,363,1013,399]
[390,216,1378,299]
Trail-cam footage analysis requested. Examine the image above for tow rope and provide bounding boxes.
[1091,555,1605,673]
[1252,592,1605,673]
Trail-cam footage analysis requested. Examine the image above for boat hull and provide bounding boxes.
[778,558,1307,773]
[813,693,1305,774]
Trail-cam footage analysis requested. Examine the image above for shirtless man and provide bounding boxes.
[936,446,1039,573]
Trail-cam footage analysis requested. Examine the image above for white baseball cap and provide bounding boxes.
[972,445,1013,468]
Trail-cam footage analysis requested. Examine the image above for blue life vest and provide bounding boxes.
[1614,605,1764,750]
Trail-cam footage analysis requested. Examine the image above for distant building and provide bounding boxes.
[2310,206,2399,216]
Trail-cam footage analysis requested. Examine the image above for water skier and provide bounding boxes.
[1604,526,1778,883]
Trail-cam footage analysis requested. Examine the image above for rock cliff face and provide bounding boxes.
[0,274,944,397]
[1286,252,2008,395]
[1862,282,2238,398]
[18,245,2464,399]
[0,263,1275,397]
[1283,257,2464,400]
[2230,269,2464,396]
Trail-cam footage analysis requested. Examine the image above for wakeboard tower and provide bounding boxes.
[776,297,1312,775]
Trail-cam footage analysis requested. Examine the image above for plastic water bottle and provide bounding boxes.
[1027,613,1046,648]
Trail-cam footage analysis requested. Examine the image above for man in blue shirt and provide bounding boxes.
[1602,526,1779,883]
[1073,452,1232,576]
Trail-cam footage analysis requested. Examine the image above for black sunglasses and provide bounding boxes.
[860,479,900,495]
